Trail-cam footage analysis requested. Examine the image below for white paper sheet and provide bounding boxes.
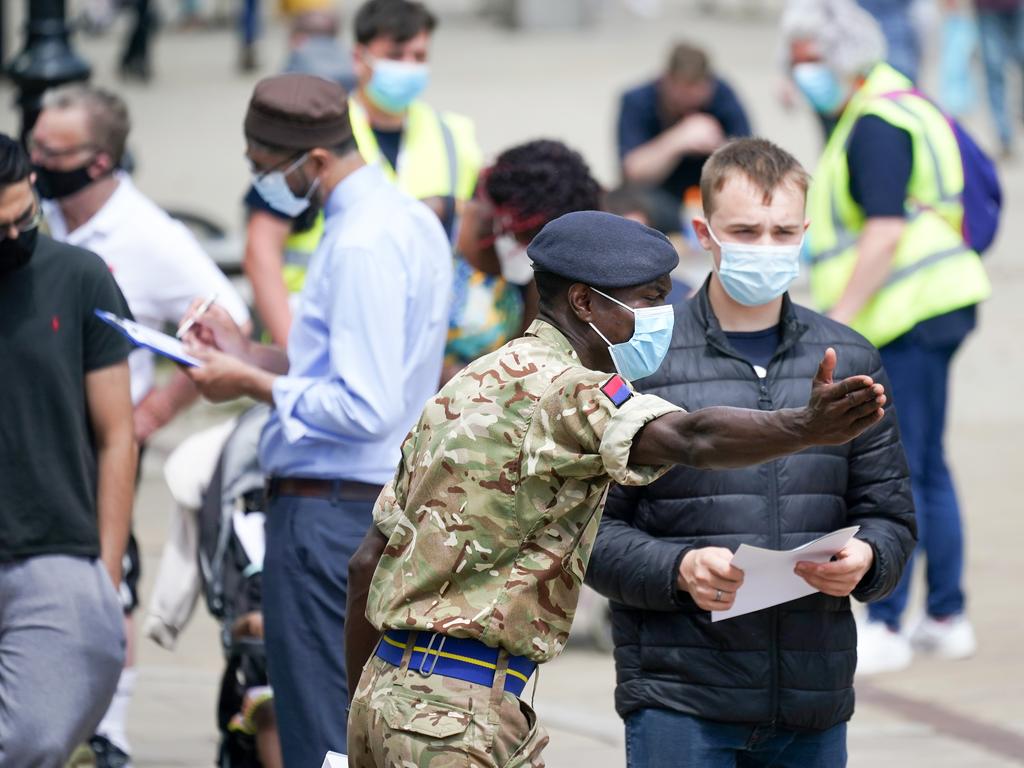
[711,526,861,622]
[232,510,266,569]
[94,310,202,367]
[321,752,348,768]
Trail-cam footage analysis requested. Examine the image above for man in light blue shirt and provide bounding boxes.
[184,73,452,766]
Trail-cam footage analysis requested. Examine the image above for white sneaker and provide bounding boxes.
[909,614,977,660]
[856,621,913,676]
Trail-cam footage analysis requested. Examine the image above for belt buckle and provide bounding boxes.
[416,633,447,678]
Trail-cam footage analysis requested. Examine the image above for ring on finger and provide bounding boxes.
[715,588,724,602]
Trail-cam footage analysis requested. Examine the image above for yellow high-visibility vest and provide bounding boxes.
[280,97,481,294]
[806,63,990,347]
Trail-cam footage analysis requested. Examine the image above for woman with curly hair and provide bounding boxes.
[444,139,602,382]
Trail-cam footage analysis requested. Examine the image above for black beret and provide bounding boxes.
[245,74,352,150]
[527,210,679,288]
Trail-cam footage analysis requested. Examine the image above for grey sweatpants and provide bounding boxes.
[0,555,125,766]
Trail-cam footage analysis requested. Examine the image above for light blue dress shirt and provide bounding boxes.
[259,164,453,484]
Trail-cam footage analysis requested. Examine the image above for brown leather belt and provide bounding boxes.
[265,477,384,502]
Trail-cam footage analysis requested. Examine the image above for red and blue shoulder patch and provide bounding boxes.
[600,374,632,408]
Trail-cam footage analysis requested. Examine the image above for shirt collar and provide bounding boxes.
[43,172,133,244]
[324,163,385,219]
[525,319,581,363]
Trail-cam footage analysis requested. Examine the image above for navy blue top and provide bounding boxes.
[372,127,403,171]
[845,114,976,346]
[617,77,752,201]
[724,325,781,371]
[244,185,320,232]
[848,115,914,218]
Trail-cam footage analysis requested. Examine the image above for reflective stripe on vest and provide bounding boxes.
[806,63,989,347]
[282,210,325,294]
[348,98,461,201]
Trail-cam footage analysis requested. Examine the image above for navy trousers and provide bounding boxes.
[263,493,374,767]
[869,330,968,629]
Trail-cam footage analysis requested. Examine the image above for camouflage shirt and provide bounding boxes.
[366,320,682,663]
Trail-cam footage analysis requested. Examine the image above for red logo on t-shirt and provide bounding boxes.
[51,315,60,332]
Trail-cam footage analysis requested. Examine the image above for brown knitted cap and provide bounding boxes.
[244,74,352,150]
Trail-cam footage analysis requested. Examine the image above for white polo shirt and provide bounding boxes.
[45,175,250,404]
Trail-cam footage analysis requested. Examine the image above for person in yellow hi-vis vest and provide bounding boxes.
[243,0,481,347]
[782,0,991,676]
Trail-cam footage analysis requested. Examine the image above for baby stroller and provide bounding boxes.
[196,405,275,768]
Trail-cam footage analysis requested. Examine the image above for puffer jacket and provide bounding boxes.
[585,283,916,731]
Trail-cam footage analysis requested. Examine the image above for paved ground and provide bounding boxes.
[2,1,1023,765]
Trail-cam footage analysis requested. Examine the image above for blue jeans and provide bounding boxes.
[625,709,847,768]
[857,0,920,82]
[977,9,1024,149]
[240,0,260,46]
[263,493,374,767]
[869,331,967,630]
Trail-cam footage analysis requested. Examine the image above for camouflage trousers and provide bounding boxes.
[347,642,549,767]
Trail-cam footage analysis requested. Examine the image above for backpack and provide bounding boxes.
[881,90,1002,254]
[950,119,1002,254]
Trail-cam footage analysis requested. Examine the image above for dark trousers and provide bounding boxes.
[625,709,847,768]
[263,493,374,767]
[869,331,967,630]
[241,0,261,46]
[120,0,155,67]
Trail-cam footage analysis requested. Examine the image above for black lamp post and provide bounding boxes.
[0,2,8,80]
[7,0,91,143]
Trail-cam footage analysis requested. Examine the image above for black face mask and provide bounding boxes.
[33,161,96,200]
[0,228,39,275]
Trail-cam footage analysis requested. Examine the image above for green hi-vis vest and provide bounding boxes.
[280,97,482,294]
[807,63,990,348]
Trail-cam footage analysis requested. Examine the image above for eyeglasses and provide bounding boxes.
[0,194,43,240]
[250,152,308,181]
[27,137,97,162]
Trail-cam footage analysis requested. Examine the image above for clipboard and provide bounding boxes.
[94,310,203,368]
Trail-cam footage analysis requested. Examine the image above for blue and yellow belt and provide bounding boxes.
[375,629,536,697]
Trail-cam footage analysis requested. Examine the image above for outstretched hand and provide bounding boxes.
[803,348,886,446]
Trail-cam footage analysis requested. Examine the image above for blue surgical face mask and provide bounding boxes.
[792,62,846,115]
[588,288,675,381]
[708,225,803,307]
[251,153,320,217]
[366,57,430,114]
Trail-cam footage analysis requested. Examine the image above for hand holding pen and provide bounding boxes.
[176,292,218,339]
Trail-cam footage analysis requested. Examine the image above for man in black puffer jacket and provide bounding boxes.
[586,138,916,767]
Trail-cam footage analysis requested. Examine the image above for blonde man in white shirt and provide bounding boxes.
[30,83,251,768]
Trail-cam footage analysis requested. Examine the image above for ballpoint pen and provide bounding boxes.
[176,292,218,339]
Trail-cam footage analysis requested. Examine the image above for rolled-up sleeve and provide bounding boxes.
[600,393,683,485]
[525,369,681,484]
[271,244,410,443]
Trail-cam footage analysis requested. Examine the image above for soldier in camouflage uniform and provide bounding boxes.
[344,211,888,767]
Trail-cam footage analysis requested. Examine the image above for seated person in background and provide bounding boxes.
[618,41,751,232]
[444,139,601,383]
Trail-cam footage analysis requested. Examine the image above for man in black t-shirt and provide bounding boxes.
[618,41,752,229]
[0,135,138,765]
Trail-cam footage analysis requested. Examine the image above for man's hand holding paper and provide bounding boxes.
[709,527,863,622]
[795,536,874,597]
